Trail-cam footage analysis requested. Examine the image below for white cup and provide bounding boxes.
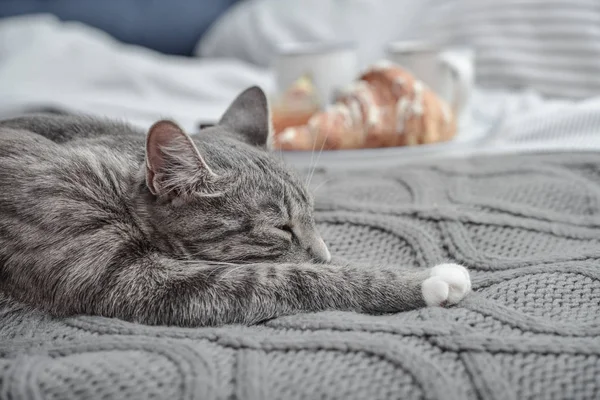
[386,41,474,130]
[273,42,358,106]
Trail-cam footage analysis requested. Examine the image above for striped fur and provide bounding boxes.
[0,87,456,327]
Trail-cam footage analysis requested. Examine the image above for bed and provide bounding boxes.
[2,151,599,399]
[1,2,600,399]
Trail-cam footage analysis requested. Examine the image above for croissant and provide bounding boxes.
[273,61,456,151]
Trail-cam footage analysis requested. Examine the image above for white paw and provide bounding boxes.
[421,263,471,307]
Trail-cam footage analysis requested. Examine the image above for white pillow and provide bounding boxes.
[418,0,600,99]
[195,0,433,70]
[199,0,600,99]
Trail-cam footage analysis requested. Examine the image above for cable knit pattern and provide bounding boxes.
[2,152,600,399]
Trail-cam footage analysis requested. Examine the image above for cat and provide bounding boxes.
[0,86,471,327]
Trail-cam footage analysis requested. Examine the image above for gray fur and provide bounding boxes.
[0,86,432,327]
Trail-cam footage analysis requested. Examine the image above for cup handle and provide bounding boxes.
[439,50,473,115]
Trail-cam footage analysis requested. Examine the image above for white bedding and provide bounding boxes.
[0,15,274,133]
[200,0,600,101]
[0,14,599,169]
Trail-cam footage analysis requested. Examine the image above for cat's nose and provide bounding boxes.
[311,238,331,263]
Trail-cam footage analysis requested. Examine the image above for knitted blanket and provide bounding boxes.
[1,151,599,400]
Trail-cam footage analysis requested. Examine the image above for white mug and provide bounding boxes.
[386,41,474,129]
[273,42,358,106]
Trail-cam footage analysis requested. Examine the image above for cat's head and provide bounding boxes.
[142,86,330,264]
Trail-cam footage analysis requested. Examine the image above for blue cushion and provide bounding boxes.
[0,0,239,55]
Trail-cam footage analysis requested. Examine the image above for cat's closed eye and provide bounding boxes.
[276,224,294,239]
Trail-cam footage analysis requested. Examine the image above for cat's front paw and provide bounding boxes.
[421,263,471,307]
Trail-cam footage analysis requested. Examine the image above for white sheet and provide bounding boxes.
[0,15,273,133]
[196,0,431,70]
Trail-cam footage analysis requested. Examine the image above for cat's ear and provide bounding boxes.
[219,86,273,149]
[145,120,214,197]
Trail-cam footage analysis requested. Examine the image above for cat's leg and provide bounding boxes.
[94,257,471,327]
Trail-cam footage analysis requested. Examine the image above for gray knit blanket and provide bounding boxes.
[1,151,599,400]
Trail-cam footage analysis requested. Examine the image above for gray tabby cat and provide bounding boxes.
[0,86,471,327]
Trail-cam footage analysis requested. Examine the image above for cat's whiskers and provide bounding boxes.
[306,126,330,188]
[215,264,252,283]
[310,178,334,195]
[305,124,319,186]
[180,258,240,267]
[177,258,246,282]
